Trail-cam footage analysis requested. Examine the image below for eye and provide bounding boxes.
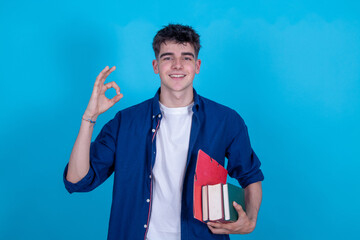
[162,56,173,61]
[184,57,193,61]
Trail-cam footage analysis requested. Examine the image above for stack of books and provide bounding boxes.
[193,150,246,223]
[202,183,245,222]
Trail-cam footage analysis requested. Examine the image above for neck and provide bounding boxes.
[159,86,194,108]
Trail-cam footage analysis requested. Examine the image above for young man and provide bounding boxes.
[64,24,264,240]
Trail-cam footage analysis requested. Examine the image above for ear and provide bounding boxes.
[195,59,201,74]
[152,59,159,74]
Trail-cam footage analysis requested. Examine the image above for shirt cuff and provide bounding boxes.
[238,169,264,188]
[63,164,94,193]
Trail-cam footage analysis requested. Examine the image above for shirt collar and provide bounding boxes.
[152,88,200,118]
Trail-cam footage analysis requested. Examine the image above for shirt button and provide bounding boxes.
[152,129,155,133]
[146,199,150,203]
[158,114,161,118]
[149,175,152,178]
[152,115,155,118]
[144,224,147,228]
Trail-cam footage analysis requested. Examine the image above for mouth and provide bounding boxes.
[169,74,186,79]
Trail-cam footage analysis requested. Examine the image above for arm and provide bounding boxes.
[207,181,262,234]
[66,66,123,183]
[244,181,262,225]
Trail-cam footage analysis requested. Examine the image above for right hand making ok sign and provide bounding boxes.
[83,66,123,121]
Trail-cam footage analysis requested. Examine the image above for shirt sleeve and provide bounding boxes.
[63,112,121,193]
[225,112,264,188]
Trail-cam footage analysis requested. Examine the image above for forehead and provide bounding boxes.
[159,41,195,54]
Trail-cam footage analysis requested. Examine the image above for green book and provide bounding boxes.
[223,183,246,222]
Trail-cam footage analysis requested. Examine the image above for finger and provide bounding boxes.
[233,201,246,216]
[102,65,110,72]
[102,81,121,94]
[110,93,124,104]
[102,66,116,80]
[93,67,110,94]
[100,66,110,74]
[96,66,115,85]
[207,224,230,235]
[95,66,110,82]
[207,221,233,231]
[207,221,225,229]
[233,202,248,225]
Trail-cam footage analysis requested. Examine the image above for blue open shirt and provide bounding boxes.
[63,89,264,240]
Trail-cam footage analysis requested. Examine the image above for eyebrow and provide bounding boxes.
[159,53,173,58]
[159,52,195,58]
[182,52,195,58]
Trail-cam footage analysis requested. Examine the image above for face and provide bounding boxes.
[152,41,201,95]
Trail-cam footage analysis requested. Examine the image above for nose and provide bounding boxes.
[172,58,183,69]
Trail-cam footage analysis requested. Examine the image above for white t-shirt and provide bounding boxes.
[147,101,194,240]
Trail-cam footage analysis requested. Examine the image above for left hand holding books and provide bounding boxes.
[207,202,256,235]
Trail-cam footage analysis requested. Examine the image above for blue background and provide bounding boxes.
[1,0,359,239]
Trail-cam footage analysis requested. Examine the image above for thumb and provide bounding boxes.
[233,201,245,215]
[111,93,124,104]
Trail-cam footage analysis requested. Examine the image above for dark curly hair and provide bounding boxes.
[152,24,201,59]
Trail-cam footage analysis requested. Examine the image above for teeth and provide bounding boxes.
[170,75,185,77]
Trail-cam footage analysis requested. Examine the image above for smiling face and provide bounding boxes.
[152,41,201,96]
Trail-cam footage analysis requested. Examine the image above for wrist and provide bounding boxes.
[82,112,98,126]
[83,111,98,121]
[82,117,96,124]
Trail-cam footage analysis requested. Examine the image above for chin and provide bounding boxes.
[169,84,193,93]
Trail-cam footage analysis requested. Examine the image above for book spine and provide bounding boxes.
[223,184,230,221]
[202,185,209,222]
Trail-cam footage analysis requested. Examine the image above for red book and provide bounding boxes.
[193,150,228,222]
